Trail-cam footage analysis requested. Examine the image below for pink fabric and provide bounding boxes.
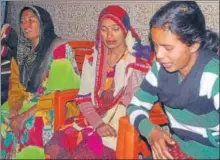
[72,139,115,159]
[45,124,114,159]
[82,128,103,156]
[53,43,66,59]
[19,117,44,151]
[1,45,8,57]
[168,143,194,159]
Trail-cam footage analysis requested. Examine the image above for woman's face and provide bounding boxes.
[20,9,40,42]
[151,27,198,77]
[100,18,126,50]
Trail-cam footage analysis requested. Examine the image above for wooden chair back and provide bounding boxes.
[67,40,95,74]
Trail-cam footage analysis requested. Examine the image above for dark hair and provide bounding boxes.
[149,1,219,54]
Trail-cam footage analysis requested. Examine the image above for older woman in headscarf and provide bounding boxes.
[45,5,154,159]
[1,5,80,159]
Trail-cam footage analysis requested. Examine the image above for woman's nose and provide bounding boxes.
[21,21,31,28]
[107,30,113,38]
[156,48,165,59]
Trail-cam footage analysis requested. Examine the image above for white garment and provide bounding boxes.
[102,104,126,150]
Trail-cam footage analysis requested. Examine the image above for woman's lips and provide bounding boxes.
[106,40,116,45]
[161,63,172,69]
[23,28,31,33]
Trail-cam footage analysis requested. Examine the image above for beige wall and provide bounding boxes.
[6,0,219,45]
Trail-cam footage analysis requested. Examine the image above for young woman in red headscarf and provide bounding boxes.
[45,5,154,159]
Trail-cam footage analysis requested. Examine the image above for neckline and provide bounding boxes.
[107,47,127,68]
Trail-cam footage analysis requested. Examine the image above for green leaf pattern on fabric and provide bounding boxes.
[25,115,35,130]
[4,132,14,147]
[1,149,7,159]
[21,131,28,144]
[49,110,54,125]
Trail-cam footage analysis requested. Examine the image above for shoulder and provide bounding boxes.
[127,51,156,71]
[145,60,161,78]
[200,55,219,98]
[203,55,219,75]
[201,54,219,87]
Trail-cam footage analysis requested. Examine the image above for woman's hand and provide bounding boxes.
[9,101,22,118]
[149,126,175,159]
[9,111,28,138]
[96,123,117,137]
[9,105,37,138]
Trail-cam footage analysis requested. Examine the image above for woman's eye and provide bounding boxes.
[165,46,173,51]
[113,28,119,31]
[100,27,107,32]
[30,19,35,23]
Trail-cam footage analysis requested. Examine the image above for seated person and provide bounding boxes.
[127,1,219,159]
[45,5,154,159]
[1,5,80,159]
[1,24,18,104]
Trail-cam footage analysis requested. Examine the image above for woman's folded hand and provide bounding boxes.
[96,123,117,137]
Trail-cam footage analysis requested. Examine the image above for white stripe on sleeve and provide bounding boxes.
[130,110,149,125]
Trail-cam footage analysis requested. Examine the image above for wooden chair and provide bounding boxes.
[116,102,168,159]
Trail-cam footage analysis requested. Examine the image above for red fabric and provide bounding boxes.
[1,45,8,57]
[99,6,127,23]
[96,5,140,43]
[168,143,194,159]
[45,119,115,159]
[53,43,66,59]
[1,25,12,57]
[19,117,44,151]
[72,140,115,159]
[64,127,79,152]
